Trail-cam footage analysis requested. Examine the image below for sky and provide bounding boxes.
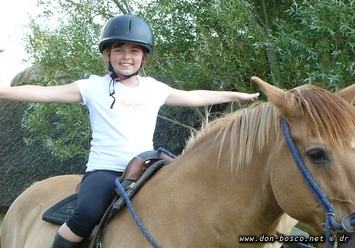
[0,0,40,86]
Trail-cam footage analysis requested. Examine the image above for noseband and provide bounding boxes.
[281,118,354,248]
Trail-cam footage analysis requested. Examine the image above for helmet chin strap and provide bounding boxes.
[108,61,140,109]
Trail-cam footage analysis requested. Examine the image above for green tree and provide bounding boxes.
[271,0,355,90]
[139,0,354,88]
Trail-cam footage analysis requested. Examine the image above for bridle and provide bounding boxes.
[281,117,354,248]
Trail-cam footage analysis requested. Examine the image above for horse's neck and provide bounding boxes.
[165,145,284,236]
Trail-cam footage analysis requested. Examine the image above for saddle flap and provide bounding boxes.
[120,149,175,183]
[119,157,146,182]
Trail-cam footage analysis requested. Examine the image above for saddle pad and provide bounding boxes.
[42,193,78,225]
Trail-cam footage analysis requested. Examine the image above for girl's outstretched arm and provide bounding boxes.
[165,88,259,107]
[0,82,82,103]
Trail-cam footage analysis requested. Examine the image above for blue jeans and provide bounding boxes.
[66,170,122,237]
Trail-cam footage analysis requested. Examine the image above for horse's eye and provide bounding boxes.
[306,148,330,164]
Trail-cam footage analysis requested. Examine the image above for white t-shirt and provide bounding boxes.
[75,74,171,172]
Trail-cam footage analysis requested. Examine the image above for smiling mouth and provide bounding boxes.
[120,63,133,67]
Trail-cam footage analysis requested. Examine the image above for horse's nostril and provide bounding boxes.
[342,212,355,233]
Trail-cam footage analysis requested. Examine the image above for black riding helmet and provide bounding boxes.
[98,14,154,54]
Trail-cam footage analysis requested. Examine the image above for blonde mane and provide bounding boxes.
[184,102,279,171]
[184,85,355,171]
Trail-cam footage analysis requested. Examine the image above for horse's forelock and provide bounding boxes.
[293,86,355,151]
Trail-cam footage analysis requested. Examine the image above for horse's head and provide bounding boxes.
[252,77,355,247]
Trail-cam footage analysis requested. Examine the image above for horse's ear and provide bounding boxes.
[251,76,300,120]
[336,84,355,105]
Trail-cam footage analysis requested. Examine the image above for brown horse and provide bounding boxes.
[1,77,354,248]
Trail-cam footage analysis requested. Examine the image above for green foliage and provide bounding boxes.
[140,0,354,89]
[270,0,355,90]
[19,0,354,159]
[22,102,91,159]
[141,0,265,92]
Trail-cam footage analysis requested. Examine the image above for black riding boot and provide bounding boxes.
[50,231,81,248]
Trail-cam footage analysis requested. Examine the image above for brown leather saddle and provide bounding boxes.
[42,148,175,248]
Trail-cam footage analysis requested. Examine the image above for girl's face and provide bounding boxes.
[109,43,144,77]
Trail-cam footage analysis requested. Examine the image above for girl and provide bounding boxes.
[0,14,259,248]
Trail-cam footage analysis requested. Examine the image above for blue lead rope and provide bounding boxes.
[113,147,176,248]
[157,147,176,159]
[115,177,161,248]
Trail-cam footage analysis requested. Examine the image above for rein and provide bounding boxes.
[281,118,349,248]
[115,176,161,248]
[114,147,175,248]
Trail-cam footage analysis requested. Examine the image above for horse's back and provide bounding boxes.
[1,175,82,248]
